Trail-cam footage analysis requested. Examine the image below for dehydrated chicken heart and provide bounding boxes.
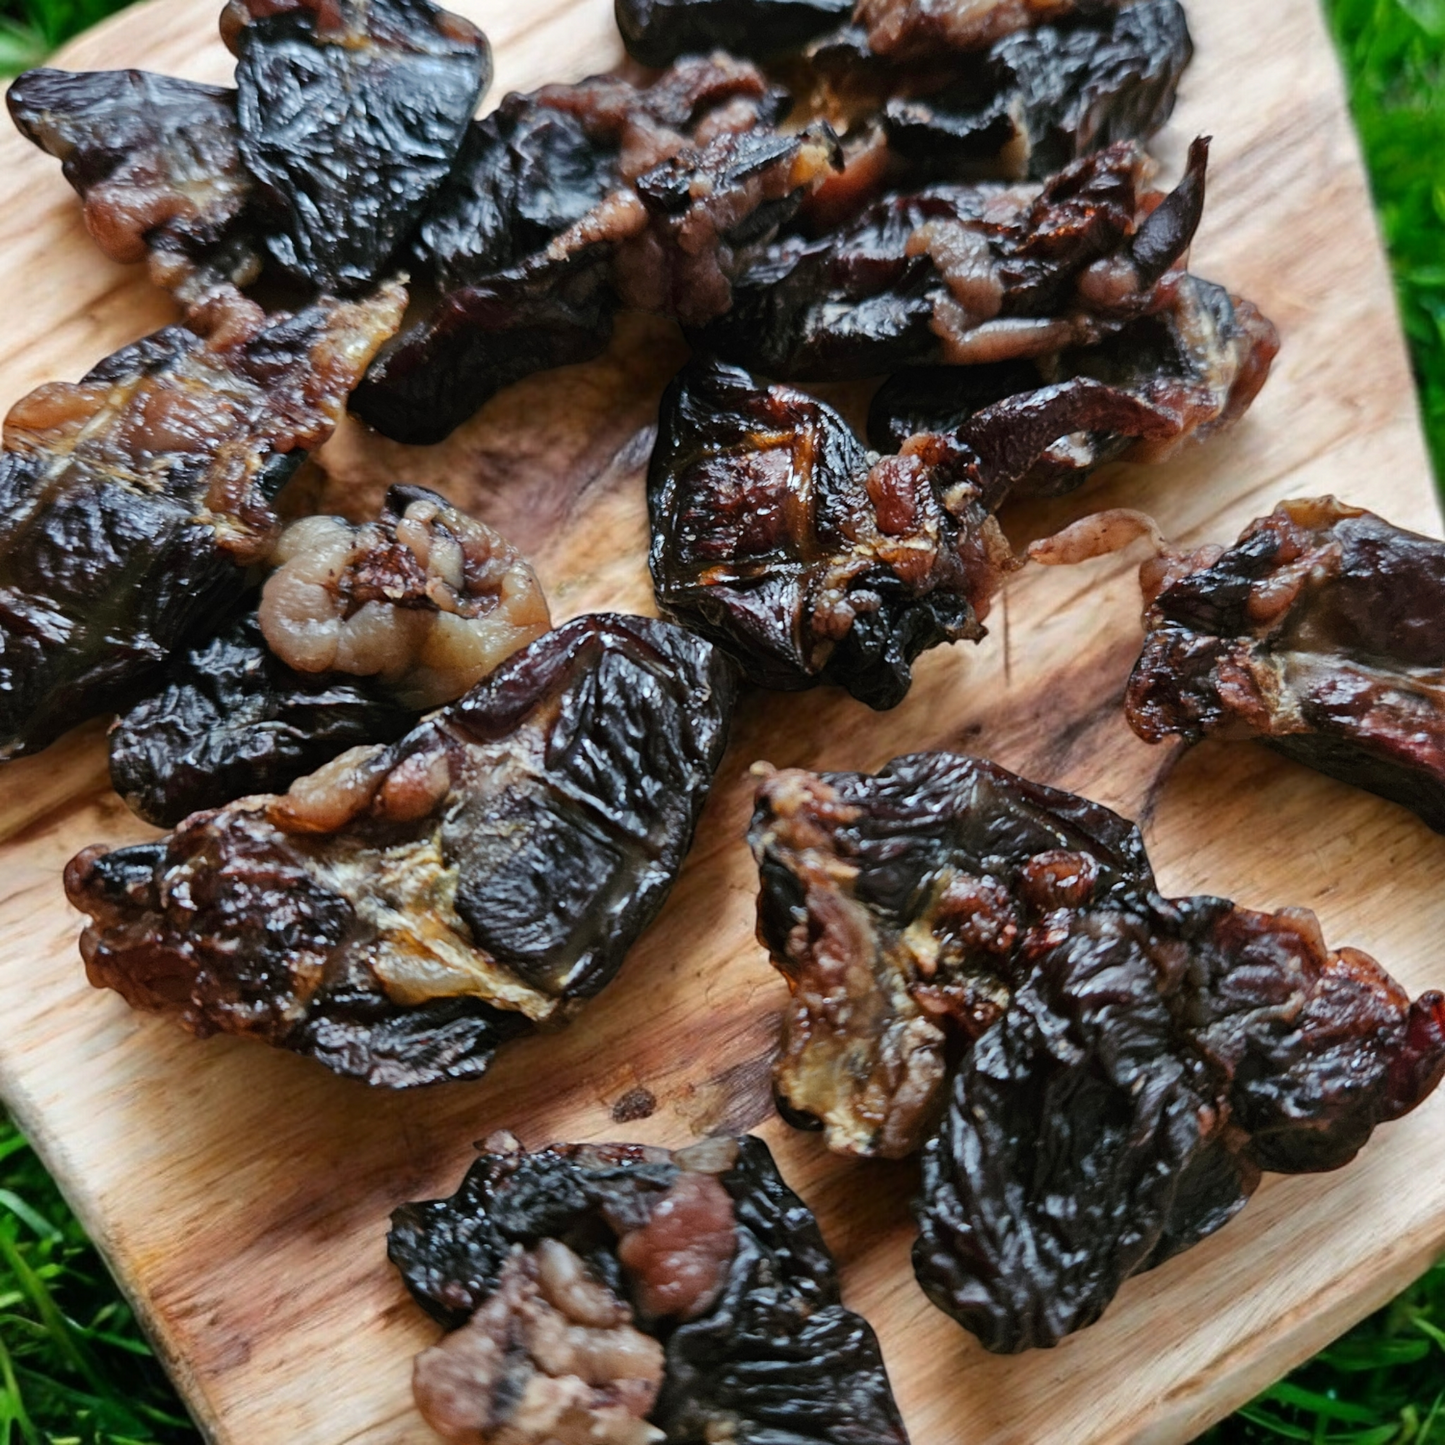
[221,0,491,294]
[109,612,417,829]
[67,615,737,1088]
[882,0,1192,185]
[869,273,1280,495]
[0,283,405,764]
[648,356,1163,708]
[1127,497,1445,833]
[7,67,260,300]
[749,754,1445,1350]
[352,58,840,445]
[705,137,1207,382]
[110,485,549,826]
[389,1133,909,1444]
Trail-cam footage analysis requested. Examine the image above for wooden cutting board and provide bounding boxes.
[1,1,1442,1441]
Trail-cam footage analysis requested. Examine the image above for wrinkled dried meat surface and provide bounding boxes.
[793,0,1190,235]
[618,0,852,66]
[0,283,404,763]
[648,358,1020,708]
[110,611,418,827]
[868,273,1279,492]
[880,0,1191,184]
[111,484,548,825]
[706,137,1207,381]
[352,57,841,444]
[389,1133,909,1444]
[1127,498,1445,833]
[221,0,491,293]
[67,615,736,1086]
[7,67,260,301]
[749,754,1445,1349]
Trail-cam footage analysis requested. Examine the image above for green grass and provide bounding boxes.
[1327,0,1445,480]
[0,0,1442,1440]
[0,1120,194,1444]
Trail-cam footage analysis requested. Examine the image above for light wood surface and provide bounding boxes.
[2,1,1442,1442]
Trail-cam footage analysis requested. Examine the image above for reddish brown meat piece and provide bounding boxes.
[1127,497,1445,833]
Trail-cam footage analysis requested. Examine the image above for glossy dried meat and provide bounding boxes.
[110,610,417,827]
[868,273,1280,495]
[858,0,1125,59]
[748,753,1445,1349]
[0,283,405,764]
[220,0,491,294]
[648,359,1017,708]
[67,614,736,1087]
[880,0,1192,182]
[389,1132,909,1443]
[7,67,260,301]
[352,59,840,444]
[648,356,1171,707]
[1126,498,1445,833]
[616,0,851,66]
[110,484,548,826]
[705,137,1208,382]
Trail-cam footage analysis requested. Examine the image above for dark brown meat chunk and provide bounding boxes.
[648,356,1172,707]
[704,136,1208,381]
[648,358,1019,708]
[66,615,736,1087]
[220,0,491,294]
[110,484,549,826]
[6,67,260,303]
[791,0,1190,239]
[749,754,1445,1348]
[108,610,419,828]
[880,0,1192,183]
[351,58,840,444]
[1126,497,1445,833]
[389,1133,910,1443]
[617,0,852,66]
[0,283,405,764]
[868,273,1280,495]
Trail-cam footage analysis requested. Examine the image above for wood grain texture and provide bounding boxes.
[1,1,1442,1442]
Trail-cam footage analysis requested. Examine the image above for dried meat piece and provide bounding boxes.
[109,611,418,828]
[1126,498,1445,834]
[6,67,261,301]
[748,753,1445,1349]
[352,59,839,444]
[220,0,491,294]
[390,1132,910,1443]
[868,274,1280,495]
[110,484,548,826]
[792,0,1190,241]
[648,357,1165,707]
[0,282,405,764]
[858,0,1125,59]
[350,251,620,447]
[880,0,1191,182]
[412,57,792,294]
[258,485,550,709]
[647,358,1014,707]
[617,0,852,66]
[66,614,737,1087]
[705,137,1207,382]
